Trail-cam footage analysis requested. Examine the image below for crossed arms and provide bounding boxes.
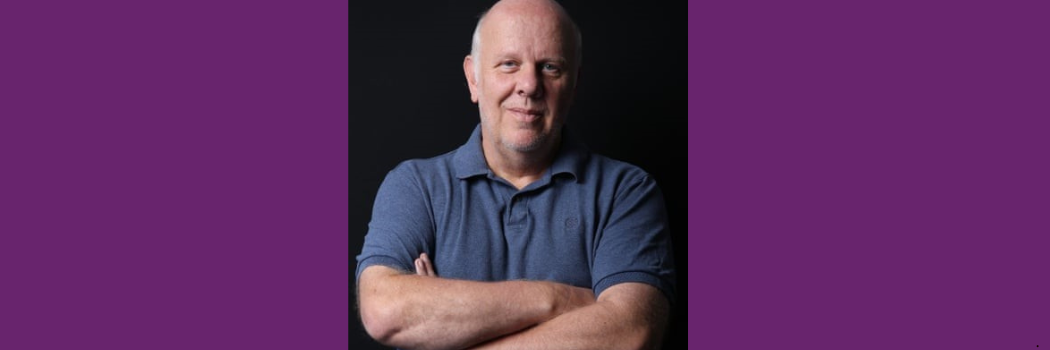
[357,253,670,350]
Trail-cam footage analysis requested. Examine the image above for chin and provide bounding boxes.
[503,135,546,152]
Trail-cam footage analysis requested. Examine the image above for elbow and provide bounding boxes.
[620,326,659,350]
[358,266,422,347]
[634,322,669,350]
[611,315,665,350]
[359,298,403,345]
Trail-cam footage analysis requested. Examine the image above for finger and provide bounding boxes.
[420,253,436,277]
[414,258,426,275]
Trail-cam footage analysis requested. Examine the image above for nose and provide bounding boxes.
[516,65,544,99]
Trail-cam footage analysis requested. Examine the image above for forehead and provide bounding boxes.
[480,13,570,57]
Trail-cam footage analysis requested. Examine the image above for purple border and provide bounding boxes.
[1,2,348,349]
[688,0,1049,349]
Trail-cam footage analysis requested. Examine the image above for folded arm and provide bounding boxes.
[357,260,595,350]
[469,282,670,350]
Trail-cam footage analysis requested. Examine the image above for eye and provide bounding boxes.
[541,63,562,74]
[499,61,519,69]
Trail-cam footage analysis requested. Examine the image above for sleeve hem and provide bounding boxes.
[593,270,676,305]
[355,255,413,286]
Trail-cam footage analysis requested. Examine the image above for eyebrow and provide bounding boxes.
[492,54,568,63]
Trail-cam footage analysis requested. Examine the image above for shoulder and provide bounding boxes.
[375,149,462,206]
[586,153,657,189]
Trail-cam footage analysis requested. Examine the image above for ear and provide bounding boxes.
[463,55,479,103]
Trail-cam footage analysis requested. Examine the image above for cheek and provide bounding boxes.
[498,83,517,99]
[481,76,513,97]
[546,83,571,106]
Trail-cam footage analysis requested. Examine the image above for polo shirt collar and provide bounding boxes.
[453,124,589,181]
[452,125,490,179]
[549,127,588,181]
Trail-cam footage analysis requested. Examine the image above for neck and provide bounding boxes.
[482,136,560,190]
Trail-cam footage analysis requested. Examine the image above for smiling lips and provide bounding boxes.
[507,107,544,123]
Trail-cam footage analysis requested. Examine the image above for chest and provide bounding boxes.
[430,179,601,288]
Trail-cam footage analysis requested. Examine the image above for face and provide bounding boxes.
[465,9,577,155]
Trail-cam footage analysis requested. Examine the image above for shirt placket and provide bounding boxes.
[506,192,528,228]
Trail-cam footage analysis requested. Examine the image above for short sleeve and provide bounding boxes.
[355,162,435,284]
[591,174,677,303]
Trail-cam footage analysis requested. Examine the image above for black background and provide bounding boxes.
[351,1,686,348]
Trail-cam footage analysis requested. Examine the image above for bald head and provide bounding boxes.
[470,0,582,76]
[461,0,582,160]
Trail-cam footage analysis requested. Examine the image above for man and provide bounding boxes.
[356,0,676,349]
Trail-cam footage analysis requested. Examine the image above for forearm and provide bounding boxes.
[470,283,670,350]
[358,265,593,350]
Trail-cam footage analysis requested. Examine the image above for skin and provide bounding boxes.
[358,0,670,349]
[463,0,579,189]
[412,253,669,350]
[359,262,595,350]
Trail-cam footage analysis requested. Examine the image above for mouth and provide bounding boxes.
[507,108,544,123]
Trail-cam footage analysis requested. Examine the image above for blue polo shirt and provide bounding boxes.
[356,125,676,302]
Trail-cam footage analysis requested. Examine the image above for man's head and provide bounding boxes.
[463,0,582,156]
